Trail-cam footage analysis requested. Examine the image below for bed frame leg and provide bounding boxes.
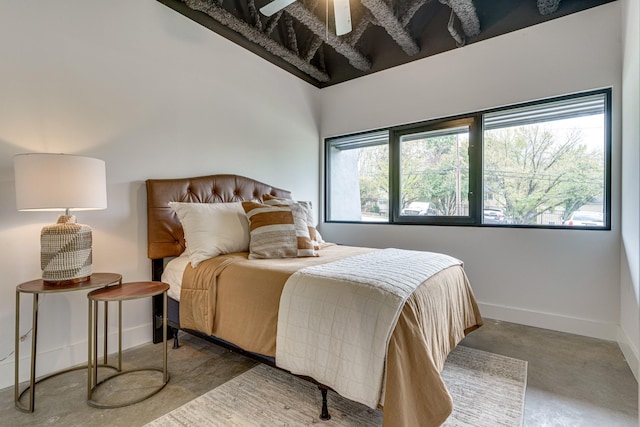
[318,385,331,421]
[171,327,180,349]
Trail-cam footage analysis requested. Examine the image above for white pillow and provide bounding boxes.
[169,202,250,267]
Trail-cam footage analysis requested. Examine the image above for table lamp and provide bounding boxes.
[14,153,107,285]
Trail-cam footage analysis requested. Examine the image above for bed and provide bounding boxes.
[146,174,483,427]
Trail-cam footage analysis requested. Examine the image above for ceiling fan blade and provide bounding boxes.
[334,0,352,36]
[259,0,296,16]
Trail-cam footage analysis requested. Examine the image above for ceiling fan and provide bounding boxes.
[259,0,353,36]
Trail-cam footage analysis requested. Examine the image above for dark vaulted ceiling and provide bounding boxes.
[157,0,616,88]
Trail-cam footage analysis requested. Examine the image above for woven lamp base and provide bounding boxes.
[41,215,93,285]
[43,276,91,286]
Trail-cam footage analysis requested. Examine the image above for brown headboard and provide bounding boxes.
[146,174,291,260]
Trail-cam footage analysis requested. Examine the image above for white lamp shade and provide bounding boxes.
[14,153,107,211]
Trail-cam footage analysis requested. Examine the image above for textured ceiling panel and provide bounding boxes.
[157,0,616,88]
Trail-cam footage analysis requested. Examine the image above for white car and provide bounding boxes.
[564,211,604,227]
[483,207,507,224]
[401,202,437,216]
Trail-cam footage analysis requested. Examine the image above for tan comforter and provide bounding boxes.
[179,245,483,427]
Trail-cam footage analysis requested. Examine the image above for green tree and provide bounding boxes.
[357,144,389,211]
[400,133,469,215]
[484,125,603,224]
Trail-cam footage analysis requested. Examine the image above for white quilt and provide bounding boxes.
[275,248,462,409]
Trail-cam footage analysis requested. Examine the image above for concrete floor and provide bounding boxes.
[0,319,637,426]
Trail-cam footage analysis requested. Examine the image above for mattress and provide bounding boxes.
[161,253,190,301]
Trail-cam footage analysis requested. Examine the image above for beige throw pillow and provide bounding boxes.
[262,194,319,249]
[242,201,317,259]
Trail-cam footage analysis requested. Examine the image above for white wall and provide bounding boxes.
[0,0,320,390]
[320,3,623,341]
[620,0,640,381]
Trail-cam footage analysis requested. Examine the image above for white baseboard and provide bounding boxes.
[477,302,619,341]
[0,323,152,391]
[478,302,640,378]
[617,326,640,382]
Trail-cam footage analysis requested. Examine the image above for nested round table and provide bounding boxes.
[14,273,122,413]
[87,281,170,408]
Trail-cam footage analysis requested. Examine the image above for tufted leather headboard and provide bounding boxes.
[146,174,291,260]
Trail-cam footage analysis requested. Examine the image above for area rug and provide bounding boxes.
[146,346,527,427]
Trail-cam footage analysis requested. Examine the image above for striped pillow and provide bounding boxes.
[262,194,319,249]
[242,201,317,259]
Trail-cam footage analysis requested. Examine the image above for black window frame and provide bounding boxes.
[391,115,482,225]
[324,88,612,230]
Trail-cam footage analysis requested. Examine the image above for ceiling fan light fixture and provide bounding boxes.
[259,0,296,16]
[333,0,352,36]
[259,0,352,36]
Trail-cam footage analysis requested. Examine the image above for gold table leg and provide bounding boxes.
[14,291,19,409]
[87,296,92,399]
[93,300,99,388]
[118,300,122,371]
[163,291,168,383]
[14,292,39,413]
[103,301,108,365]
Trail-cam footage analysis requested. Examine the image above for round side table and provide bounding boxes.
[14,273,122,413]
[87,281,170,408]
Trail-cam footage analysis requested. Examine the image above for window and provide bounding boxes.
[482,93,608,227]
[325,89,611,229]
[326,130,389,222]
[393,117,478,225]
